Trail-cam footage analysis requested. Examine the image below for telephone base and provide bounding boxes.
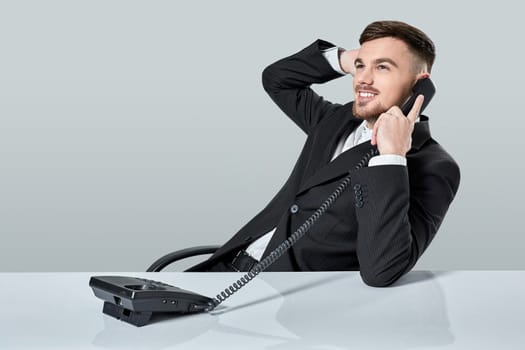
[102,301,153,327]
[89,275,214,327]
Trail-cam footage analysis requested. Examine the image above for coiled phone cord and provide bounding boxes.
[207,147,379,311]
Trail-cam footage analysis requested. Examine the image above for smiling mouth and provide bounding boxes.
[357,91,378,103]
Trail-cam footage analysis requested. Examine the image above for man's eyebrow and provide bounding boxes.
[354,57,399,68]
[374,58,398,67]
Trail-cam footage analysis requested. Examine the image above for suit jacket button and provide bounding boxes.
[355,201,363,208]
[353,184,361,191]
[290,204,299,214]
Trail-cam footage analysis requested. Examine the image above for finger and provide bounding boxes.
[387,105,403,117]
[407,95,425,124]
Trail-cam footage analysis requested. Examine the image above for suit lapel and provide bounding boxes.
[297,140,374,196]
[299,103,360,182]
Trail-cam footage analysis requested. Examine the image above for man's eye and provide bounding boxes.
[377,64,389,70]
[355,64,365,69]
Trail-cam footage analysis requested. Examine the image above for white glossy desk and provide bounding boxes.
[0,271,524,349]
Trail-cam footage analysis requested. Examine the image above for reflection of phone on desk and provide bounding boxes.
[89,78,437,327]
[401,77,435,115]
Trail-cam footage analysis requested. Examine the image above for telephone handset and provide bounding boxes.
[90,78,437,327]
[400,77,436,115]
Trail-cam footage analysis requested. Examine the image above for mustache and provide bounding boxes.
[355,85,380,94]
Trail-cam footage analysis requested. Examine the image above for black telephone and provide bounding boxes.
[90,78,436,327]
[401,77,435,115]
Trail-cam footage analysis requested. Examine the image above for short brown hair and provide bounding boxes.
[359,20,435,73]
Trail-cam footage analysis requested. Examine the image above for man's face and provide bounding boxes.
[352,37,419,121]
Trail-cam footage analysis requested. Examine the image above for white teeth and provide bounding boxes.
[359,92,375,98]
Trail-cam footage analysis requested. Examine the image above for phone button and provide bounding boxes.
[290,204,299,214]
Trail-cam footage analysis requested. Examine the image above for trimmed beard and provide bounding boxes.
[352,99,388,123]
[352,90,414,121]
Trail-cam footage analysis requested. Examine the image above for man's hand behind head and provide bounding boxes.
[339,49,359,77]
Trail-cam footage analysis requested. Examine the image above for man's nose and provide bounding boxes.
[357,68,373,85]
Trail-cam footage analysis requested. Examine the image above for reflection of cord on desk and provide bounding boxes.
[211,272,351,315]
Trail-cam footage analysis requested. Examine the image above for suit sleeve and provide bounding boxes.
[262,39,345,134]
[350,158,460,287]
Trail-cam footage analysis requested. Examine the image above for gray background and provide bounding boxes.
[1,0,523,272]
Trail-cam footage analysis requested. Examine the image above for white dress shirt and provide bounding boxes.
[245,47,407,261]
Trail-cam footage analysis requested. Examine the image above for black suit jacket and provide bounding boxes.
[188,39,460,286]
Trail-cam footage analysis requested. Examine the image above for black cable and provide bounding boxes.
[146,246,220,272]
[206,147,379,311]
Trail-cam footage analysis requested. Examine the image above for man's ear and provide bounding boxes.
[417,72,430,80]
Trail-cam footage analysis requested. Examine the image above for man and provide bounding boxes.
[188,20,460,287]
